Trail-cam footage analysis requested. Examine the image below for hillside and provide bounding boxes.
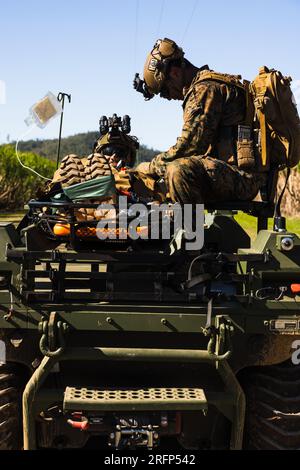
[16,131,158,164]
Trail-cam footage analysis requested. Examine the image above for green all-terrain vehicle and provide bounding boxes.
[0,172,300,451]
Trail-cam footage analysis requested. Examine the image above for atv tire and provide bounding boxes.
[241,360,300,450]
[0,363,23,450]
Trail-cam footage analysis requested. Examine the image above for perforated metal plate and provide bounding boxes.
[64,387,207,411]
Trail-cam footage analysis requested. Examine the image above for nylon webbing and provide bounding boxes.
[196,71,245,90]
[259,110,268,167]
[243,80,255,127]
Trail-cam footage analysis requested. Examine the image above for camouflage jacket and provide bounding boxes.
[149,69,246,177]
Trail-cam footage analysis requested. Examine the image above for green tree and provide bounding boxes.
[0,145,55,210]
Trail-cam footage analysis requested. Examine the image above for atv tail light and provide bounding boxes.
[291,284,300,294]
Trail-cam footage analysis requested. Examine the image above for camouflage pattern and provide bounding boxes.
[94,131,138,168]
[93,114,140,167]
[148,70,247,177]
[165,156,267,204]
[137,68,267,204]
[131,167,167,203]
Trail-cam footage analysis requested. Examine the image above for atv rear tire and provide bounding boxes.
[241,360,300,450]
[0,363,23,450]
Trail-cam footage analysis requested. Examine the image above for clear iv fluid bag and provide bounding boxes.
[25,91,62,128]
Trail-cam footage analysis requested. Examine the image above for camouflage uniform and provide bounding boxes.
[145,69,266,204]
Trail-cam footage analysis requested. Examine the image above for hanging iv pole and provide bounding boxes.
[56,92,71,169]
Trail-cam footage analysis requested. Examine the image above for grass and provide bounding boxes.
[0,211,26,224]
[235,212,300,239]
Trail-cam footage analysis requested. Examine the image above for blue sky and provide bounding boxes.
[0,0,300,154]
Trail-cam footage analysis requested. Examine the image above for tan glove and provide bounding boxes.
[111,167,132,192]
[135,161,153,175]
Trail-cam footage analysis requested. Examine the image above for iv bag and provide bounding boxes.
[25,91,62,128]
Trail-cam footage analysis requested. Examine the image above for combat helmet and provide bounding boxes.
[94,114,139,167]
[134,38,185,100]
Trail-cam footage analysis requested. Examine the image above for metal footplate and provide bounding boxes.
[64,386,207,412]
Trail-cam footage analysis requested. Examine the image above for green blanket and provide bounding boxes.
[54,175,116,201]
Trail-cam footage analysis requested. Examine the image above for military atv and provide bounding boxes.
[0,167,300,451]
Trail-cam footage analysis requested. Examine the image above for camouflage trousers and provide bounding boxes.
[136,157,267,205]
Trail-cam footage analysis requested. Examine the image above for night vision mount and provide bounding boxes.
[133,73,155,101]
[99,114,132,136]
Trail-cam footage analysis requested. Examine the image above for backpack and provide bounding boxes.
[250,66,300,170]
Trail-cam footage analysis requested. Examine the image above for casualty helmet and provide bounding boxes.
[94,114,139,167]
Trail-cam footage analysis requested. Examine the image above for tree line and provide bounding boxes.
[0,132,158,210]
[14,131,158,163]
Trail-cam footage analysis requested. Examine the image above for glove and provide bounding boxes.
[111,167,132,193]
[135,161,160,178]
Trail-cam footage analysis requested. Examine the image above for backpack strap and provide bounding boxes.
[250,66,270,168]
[242,80,255,126]
[268,71,291,163]
[260,110,268,168]
[196,71,256,129]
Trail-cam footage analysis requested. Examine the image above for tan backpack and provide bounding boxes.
[250,66,300,170]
